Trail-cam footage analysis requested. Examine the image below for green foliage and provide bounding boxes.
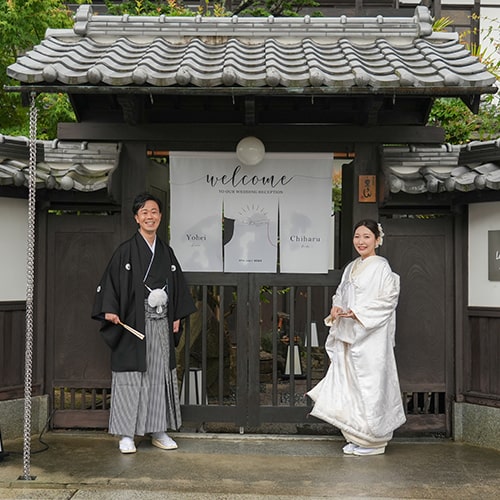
[260,285,289,303]
[332,169,341,213]
[233,0,321,17]
[428,97,500,144]
[432,16,453,33]
[104,0,195,16]
[428,98,475,144]
[37,93,78,139]
[460,13,500,80]
[428,14,500,144]
[429,14,500,144]
[472,97,500,141]
[0,0,75,138]
[104,0,320,17]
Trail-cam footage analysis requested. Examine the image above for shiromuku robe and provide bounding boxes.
[92,232,196,372]
[307,255,406,446]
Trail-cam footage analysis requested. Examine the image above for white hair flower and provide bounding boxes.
[377,222,385,247]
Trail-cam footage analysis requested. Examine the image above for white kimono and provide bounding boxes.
[307,255,406,447]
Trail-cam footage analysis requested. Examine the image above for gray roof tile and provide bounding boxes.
[0,135,120,192]
[7,5,496,93]
[2,133,500,194]
[3,132,499,195]
[383,140,500,194]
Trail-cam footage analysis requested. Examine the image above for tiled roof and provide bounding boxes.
[382,139,500,194]
[7,5,496,95]
[0,135,120,191]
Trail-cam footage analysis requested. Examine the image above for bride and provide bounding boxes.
[307,219,406,456]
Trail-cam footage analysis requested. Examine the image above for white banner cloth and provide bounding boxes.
[170,152,333,273]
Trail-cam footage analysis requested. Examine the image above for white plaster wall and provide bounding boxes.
[468,201,500,307]
[0,197,28,301]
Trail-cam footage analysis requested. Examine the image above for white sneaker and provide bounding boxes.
[151,432,178,450]
[353,446,385,456]
[342,443,359,455]
[119,436,136,454]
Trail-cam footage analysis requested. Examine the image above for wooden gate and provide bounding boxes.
[46,211,121,428]
[179,271,341,432]
[381,215,453,435]
[45,212,452,435]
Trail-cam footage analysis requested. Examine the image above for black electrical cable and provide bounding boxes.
[3,408,56,458]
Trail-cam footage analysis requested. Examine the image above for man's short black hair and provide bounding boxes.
[132,192,163,215]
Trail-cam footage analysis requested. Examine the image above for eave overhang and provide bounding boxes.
[5,84,497,97]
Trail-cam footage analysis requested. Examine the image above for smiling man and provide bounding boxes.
[92,192,197,454]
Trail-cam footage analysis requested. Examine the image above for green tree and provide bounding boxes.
[232,0,320,17]
[428,96,500,145]
[429,15,500,144]
[0,0,76,138]
[104,0,320,17]
[104,0,197,16]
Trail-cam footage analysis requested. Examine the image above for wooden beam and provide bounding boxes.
[58,123,445,148]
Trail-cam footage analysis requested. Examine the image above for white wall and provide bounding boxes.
[0,197,28,301]
[468,201,500,307]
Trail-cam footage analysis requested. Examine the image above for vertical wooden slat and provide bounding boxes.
[201,285,208,406]
[272,286,279,407]
[288,286,296,407]
[305,286,312,391]
[218,285,225,405]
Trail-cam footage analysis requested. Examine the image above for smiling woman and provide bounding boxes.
[307,219,406,456]
[353,220,380,260]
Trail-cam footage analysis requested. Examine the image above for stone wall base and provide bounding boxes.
[0,396,49,441]
[453,402,500,451]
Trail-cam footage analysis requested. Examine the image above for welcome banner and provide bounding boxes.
[223,194,278,272]
[278,158,332,273]
[170,154,224,271]
[170,152,333,273]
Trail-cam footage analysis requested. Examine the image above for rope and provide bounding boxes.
[21,92,38,481]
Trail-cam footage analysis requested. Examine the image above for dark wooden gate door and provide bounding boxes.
[46,212,120,428]
[180,271,341,432]
[381,215,454,436]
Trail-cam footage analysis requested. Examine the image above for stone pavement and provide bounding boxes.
[1,432,499,499]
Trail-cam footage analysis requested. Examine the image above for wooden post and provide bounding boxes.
[112,142,149,238]
[340,143,380,265]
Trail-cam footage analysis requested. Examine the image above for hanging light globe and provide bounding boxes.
[236,136,266,166]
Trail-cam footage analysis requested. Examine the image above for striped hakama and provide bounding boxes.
[109,301,182,436]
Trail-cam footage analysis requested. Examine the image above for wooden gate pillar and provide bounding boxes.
[110,142,149,237]
[340,142,380,266]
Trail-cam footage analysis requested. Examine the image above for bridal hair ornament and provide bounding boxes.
[377,222,385,247]
[148,288,168,313]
